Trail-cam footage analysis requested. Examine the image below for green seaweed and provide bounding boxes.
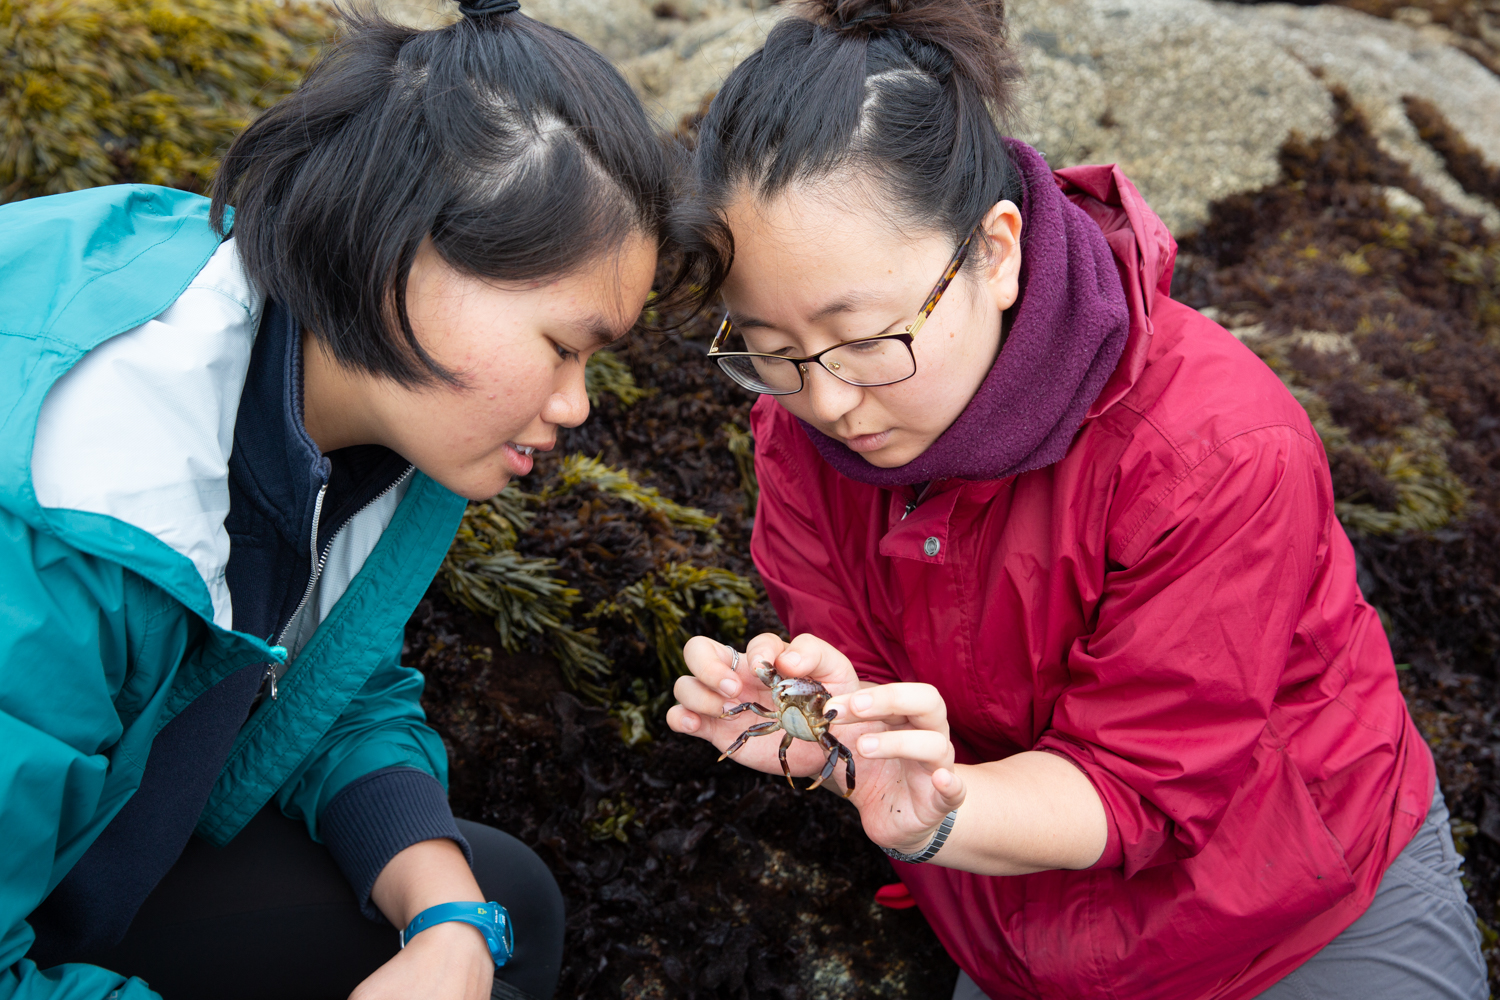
[585,793,641,843]
[439,490,609,691]
[544,454,720,539]
[588,561,759,688]
[1,0,334,202]
[722,422,759,513]
[585,350,657,408]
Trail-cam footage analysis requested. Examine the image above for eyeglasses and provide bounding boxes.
[706,228,976,395]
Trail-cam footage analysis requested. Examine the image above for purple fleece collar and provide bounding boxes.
[798,140,1130,487]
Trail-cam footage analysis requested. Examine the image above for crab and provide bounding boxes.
[717,661,856,796]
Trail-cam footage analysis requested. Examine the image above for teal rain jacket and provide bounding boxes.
[0,186,468,999]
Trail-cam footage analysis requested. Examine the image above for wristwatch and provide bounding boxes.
[881,810,958,864]
[400,901,514,967]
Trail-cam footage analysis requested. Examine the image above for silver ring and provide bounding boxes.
[730,649,741,672]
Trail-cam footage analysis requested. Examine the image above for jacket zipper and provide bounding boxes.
[900,482,936,521]
[260,465,414,700]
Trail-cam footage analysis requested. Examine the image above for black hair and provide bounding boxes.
[683,0,1024,289]
[212,3,694,386]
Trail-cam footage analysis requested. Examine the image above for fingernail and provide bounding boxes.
[781,652,802,667]
[723,701,738,716]
[683,714,698,732]
[858,735,879,754]
[852,693,873,713]
[719,678,740,697]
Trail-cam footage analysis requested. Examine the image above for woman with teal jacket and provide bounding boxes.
[0,3,688,998]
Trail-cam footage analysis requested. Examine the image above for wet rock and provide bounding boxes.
[1218,1,1500,228]
[1009,0,1336,234]
[523,0,669,62]
[618,5,792,127]
[557,0,1500,235]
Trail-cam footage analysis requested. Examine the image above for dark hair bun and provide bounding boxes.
[799,0,1014,108]
[458,0,520,17]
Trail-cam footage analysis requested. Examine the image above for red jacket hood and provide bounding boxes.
[1055,162,1178,419]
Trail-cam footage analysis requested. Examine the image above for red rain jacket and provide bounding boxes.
[748,164,1435,1000]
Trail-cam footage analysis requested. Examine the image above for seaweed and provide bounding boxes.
[1403,96,1500,207]
[439,490,610,692]
[0,0,334,202]
[542,454,722,540]
[586,348,658,408]
[411,596,960,999]
[589,562,760,687]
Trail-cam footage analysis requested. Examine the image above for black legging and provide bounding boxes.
[29,808,564,1000]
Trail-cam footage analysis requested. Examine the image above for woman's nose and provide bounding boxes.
[546,366,591,428]
[801,363,863,424]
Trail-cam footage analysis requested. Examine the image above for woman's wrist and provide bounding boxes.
[407,918,495,963]
[888,814,950,857]
[371,838,486,927]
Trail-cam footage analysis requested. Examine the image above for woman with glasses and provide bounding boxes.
[666,1,1484,998]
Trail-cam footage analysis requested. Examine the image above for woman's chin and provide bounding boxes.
[858,440,925,468]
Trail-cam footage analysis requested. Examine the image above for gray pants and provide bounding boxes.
[952,788,1488,1000]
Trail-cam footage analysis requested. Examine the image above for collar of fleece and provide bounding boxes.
[798,139,1131,488]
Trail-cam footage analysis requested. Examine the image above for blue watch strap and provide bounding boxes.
[400,901,514,967]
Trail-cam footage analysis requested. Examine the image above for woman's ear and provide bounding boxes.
[980,199,1024,312]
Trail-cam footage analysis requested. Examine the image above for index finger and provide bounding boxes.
[825,682,949,736]
[683,633,784,701]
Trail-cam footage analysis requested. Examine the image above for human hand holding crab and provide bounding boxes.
[667,632,968,861]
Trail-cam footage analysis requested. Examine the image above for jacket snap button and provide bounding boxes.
[923,537,940,557]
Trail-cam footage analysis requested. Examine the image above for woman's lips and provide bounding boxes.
[843,430,891,453]
[503,442,535,475]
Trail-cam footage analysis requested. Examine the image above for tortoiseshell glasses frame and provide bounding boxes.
[706,228,977,396]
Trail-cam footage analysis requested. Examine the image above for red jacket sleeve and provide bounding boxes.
[1035,421,1329,876]
[748,399,902,685]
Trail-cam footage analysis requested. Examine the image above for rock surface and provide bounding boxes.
[447,0,1499,235]
[375,0,1500,234]
[1009,0,1336,233]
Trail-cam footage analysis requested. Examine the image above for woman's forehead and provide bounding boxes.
[722,187,946,310]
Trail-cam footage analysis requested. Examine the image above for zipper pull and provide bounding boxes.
[902,500,917,520]
[263,645,289,701]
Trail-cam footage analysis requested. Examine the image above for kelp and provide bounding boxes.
[0,0,334,202]
[440,455,758,723]
[723,421,759,513]
[439,491,610,692]
[589,562,760,687]
[585,349,657,408]
[543,454,721,538]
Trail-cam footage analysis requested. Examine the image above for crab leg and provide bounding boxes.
[804,738,840,793]
[720,702,778,720]
[778,731,796,787]
[836,739,856,796]
[805,733,856,796]
[717,719,781,761]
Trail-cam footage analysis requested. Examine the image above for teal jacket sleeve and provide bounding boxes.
[0,510,168,1000]
[273,627,450,823]
[272,629,464,917]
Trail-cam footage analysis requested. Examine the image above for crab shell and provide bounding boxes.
[769,675,832,741]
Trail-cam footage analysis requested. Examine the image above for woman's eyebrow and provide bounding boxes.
[578,316,631,347]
